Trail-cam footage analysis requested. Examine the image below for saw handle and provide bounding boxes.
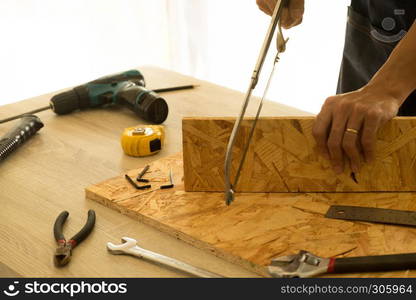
[331,253,416,274]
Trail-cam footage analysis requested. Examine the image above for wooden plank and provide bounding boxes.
[86,153,416,278]
[183,116,416,192]
[4,67,292,278]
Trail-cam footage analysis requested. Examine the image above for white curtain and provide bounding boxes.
[165,0,270,88]
[0,0,171,105]
[164,0,350,114]
[0,0,349,113]
[166,0,210,78]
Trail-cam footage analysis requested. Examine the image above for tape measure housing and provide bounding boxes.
[121,125,164,157]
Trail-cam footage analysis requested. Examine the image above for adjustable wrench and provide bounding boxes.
[107,237,223,278]
[268,250,416,278]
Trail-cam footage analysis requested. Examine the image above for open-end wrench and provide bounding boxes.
[107,237,224,278]
[268,250,416,278]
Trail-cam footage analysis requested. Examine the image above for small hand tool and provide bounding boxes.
[107,237,224,278]
[0,71,197,125]
[121,125,164,157]
[268,250,416,278]
[125,174,151,190]
[137,165,150,182]
[160,168,174,189]
[224,0,288,205]
[326,205,416,227]
[0,115,44,162]
[53,210,96,267]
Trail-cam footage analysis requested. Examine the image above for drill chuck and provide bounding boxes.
[0,115,44,162]
[119,85,169,124]
[50,89,82,115]
[48,70,168,124]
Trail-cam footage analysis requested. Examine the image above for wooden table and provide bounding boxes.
[0,66,311,277]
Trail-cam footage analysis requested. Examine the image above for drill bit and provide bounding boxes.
[0,106,50,124]
[0,85,196,125]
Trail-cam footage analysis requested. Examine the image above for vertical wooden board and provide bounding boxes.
[182,117,416,192]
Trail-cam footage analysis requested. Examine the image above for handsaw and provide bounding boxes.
[224,0,289,205]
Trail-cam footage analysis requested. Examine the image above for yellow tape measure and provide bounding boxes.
[121,125,165,157]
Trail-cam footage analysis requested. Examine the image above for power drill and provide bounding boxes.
[0,70,172,125]
[50,70,168,124]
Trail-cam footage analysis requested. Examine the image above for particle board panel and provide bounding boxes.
[86,153,416,277]
[183,116,416,193]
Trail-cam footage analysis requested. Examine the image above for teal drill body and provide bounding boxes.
[50,70,168,124]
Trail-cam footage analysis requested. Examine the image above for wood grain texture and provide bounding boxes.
[86,153,416,278]
[0,263,21,277]
[0,67,309,278]
[183,116,416,192]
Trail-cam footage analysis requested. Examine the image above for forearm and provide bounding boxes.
[365,21,416,103]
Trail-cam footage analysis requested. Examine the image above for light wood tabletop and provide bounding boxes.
[0,66,311,278]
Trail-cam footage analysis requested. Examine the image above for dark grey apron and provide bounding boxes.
[337,1,416,116]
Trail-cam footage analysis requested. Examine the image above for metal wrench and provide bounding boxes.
[268,250,416,278]
[107,237,223,278]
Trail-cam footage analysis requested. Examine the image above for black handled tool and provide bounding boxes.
[0,115,44,162]
[329,252,416,274]
[53,210,96,267]
[268,250,416,278]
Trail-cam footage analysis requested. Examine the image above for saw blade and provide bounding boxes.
[232,54,281,189]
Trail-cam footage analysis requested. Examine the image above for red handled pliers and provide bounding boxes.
[53,210,96,267]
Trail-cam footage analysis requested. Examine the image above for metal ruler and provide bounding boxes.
[325,205,416,227]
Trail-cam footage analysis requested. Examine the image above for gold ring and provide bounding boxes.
[346,128,359,135]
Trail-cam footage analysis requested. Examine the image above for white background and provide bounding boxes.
[0,0,350,114]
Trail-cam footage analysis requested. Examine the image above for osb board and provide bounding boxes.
[86,153,416,277]
[183,117,416,193]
